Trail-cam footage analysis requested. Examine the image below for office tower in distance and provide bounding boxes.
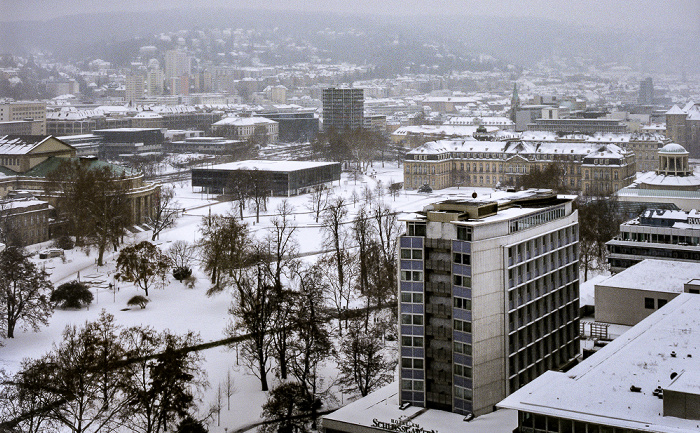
[638,77,654,105]
[124,74,144,103]
[164,50,190,81]
[322,87,364,131]
[398,191,580,417]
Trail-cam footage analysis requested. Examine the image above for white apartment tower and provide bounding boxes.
[164,50,190,80]
[398,191,580,417]
[124,74,145,103]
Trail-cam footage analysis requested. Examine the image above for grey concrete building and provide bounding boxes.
[398,190,580,417]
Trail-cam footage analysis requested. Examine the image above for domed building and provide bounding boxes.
[637,143,700,191]
[617,143,700,211]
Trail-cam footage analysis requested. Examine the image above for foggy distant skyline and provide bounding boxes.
[2,0,699,34]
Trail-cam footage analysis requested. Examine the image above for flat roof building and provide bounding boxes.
[595,259,700,326]
[499,293,700,433]
[606,208,700,273]
[191,159,341,196]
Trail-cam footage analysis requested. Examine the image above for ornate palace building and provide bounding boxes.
[403,137,636,196]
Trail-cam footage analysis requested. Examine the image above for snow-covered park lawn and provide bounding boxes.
[1,162,500,432]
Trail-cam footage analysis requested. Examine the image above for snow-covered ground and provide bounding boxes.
[2,162,502,432]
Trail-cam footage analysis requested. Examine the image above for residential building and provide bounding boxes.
[146,68,164,96]
[164,50,190,81]
[398,191,580,416]
[498,293,700,433]
[0,101,46,135]
[606,208,700,273]
[322,87,364,131]
[595,259,700,326]
[403,138,635,195]
[191,160,341,196]
[211,116,279,144]
[124,74,145,103]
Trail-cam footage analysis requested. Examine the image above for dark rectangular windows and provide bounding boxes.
[457,226,472,241]
[453,252,471,265]
[645,297,655,309]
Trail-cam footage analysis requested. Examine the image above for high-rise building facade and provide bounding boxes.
[124,74,145,103]
[146,69,164,96]
[322,87,364,131]
[164,50,190,81]
[398,191,580,417]
[638,77,654,105]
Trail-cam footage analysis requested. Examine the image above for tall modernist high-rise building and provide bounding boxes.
[398,190,580,417]
[164,50,190,81]
[322,87,364,131]
[638,77,654,105]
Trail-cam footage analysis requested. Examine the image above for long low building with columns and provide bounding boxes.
[403,138,636,196]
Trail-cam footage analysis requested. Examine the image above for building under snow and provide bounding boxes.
[606,208,700,273]
[403,138,635,195]
[498,293,700,433]
[594,259,700,326]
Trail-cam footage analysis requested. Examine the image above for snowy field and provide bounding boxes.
[2,162,503,432]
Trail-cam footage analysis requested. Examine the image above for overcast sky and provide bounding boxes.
[2,0,698,33]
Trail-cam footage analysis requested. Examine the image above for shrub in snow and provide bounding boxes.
[173,265,192,282]
[52,235,75,250]
[51,280,93,309]
[127,295,150,309]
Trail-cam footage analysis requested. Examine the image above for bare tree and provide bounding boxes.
[224,370,236,411]
[226,171,249,219]
[351,205,374,296]
[150,185,179,241]
[120,326,206,433]
[197,214,249,291]
[305,186,328,224]
[336,321,396,397]
[318,252,355,336]
[167,240,195,270]
[321,196,348,291]
[288,263,332,428]
[249,169,271,223]
[0,246,53,338]
[225,263,276,391]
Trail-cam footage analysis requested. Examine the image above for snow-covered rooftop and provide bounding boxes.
[598,259,700,293]
[499,293,700,433]
[204,159,339,172]
[322,383,517,433]
[0,135,51,155]
[213,116,278,126]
